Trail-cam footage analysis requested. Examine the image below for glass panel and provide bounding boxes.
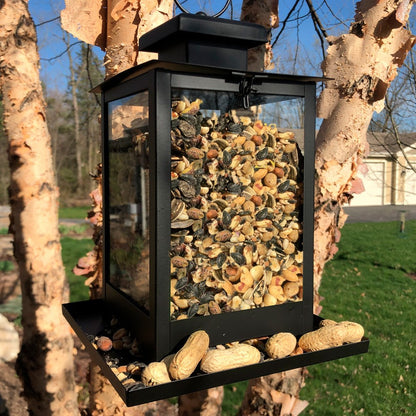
[108,91,150,312]
[170,88,304,321]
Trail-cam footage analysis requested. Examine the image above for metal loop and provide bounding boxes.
[174,0,231,18]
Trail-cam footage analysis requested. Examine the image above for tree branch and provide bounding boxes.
[40,40,83,62]
[271,0,302,48]
[35,15,60,27]
[305,0,329,59]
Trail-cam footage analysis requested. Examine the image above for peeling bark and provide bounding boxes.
[240,0,279,71]
[105,0,173,77]
[238,369,309,416]
[314,0,416,305]
[178,387,224,416]
[0,1,78,415]
[61,0,106,49]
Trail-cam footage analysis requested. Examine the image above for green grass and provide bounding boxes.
[0,260,14,272]
[59,223,90,235]
[222,381,249,415]
[61,237,94,302]
[0,237,93,318]
[220,221,416,415]
[300,221,416,415]
[59,206,91,220]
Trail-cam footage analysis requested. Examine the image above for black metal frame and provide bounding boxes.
[61,59,370,405]
[98,63,319,360]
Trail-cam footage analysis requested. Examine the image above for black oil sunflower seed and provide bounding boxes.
[256,147,269,160]
[187,302,199,318]
[231,252,245,266]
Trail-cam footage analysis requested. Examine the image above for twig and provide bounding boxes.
[271,0,302,48]
[40,41,83,62]
[304,0,331,59]
[35,16,60,27]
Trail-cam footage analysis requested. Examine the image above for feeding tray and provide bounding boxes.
[63,300,369,406]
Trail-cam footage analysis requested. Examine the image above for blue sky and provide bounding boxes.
[29,0,357,89]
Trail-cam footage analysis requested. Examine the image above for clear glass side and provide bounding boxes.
[170,88,304,321]
[107,91,150,313]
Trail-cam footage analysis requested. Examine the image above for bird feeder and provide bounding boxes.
[63,13,368,406]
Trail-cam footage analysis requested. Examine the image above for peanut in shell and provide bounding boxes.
[141,362,171,386]
[200,344,261,373]
[299,321,364,352]
[265,332,297,359]
[169,330,210,380]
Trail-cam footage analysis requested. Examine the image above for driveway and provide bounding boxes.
[343,205,416,223]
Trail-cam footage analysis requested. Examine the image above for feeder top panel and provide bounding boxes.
[139,14,269,53]
[92,60,326,94]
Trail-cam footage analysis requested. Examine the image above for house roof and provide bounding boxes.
[367,131,416,157]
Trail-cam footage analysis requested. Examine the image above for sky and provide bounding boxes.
[28,0,358,90]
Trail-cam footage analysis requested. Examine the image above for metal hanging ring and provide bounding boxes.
[174,0,231,18]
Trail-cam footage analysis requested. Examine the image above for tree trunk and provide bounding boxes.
[314,0,415,303]
[178,387,224,416]
[0,1,79,415]
[104,0,173,78]
[239,1,415,415]
[240,0,279,71]
[238,1,307,414]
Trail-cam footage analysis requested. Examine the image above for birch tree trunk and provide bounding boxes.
[0,1,79,415]
[240,0,278,71]
[314,0,415,302]
[238,1,415,415]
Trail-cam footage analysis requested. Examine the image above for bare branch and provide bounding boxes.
[271,0,302,48]
[322,0,349,29]
[385,96,416,174]
[305,0,329,59]
[40,40,83,62]
[35,15,60,27]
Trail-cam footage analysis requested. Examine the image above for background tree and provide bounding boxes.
[41,42,103,202]
[0,0,79,415]
[0,97,8,205]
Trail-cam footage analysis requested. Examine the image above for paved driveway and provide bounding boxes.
[343,205,416,223]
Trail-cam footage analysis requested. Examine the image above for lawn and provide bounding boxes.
[222,220,416,415]
[61,237,94,302]
[59,205,91,220]
[299,220,416,415]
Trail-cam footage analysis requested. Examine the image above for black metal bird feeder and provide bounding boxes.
[63,13,368,406]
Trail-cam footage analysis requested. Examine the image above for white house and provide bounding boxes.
[350,132,416,206]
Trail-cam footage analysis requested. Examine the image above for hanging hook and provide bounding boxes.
[239,76,255,109]
[174,0,231,18]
